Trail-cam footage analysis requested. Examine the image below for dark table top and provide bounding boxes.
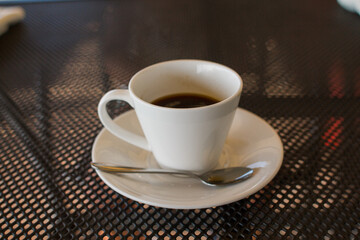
[1,0,360,239]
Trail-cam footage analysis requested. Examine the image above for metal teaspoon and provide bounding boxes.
[91,162,253,186]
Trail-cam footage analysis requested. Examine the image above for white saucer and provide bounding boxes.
[92,108,283,209]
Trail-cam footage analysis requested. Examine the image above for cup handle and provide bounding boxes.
[98,89,151,151]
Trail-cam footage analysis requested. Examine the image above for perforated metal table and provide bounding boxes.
[1,0,359,239]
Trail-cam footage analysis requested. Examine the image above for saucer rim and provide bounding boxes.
[92,108,283,209]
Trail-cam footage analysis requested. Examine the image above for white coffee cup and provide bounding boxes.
[98,60,243,172]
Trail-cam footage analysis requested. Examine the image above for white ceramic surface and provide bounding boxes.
[0,7,25,36]
[98,60,242,172]
[92,108,283,209]
[337,0,360,15]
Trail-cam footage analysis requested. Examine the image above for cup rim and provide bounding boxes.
[128,59,243,111]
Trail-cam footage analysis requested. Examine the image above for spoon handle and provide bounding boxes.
[91,162,192,176]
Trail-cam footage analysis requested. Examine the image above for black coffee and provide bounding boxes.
[152,93,219,108]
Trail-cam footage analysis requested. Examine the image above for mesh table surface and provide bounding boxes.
[0,0,359,239]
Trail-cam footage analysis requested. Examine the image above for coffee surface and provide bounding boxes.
[152,93,219,108]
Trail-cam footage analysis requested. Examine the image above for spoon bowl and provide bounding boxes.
[91,162,253,186]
